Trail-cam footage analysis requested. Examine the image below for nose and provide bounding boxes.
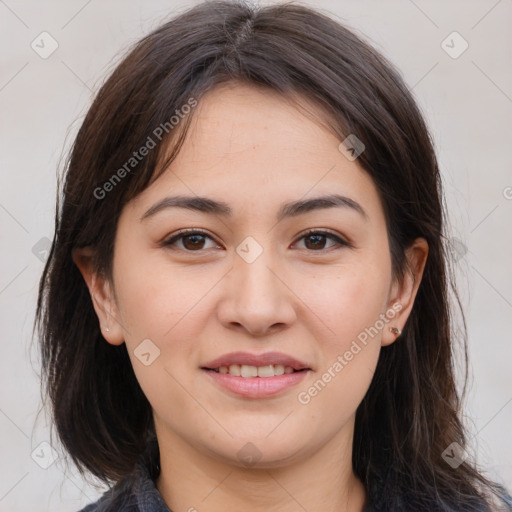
[216,246,297,337]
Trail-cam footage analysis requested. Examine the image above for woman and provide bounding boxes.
[35,1,512,511]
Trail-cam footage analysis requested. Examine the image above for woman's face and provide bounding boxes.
[91,83,425,467]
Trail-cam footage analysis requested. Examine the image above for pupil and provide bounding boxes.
[306,234,325,250]
[184,235,204,250]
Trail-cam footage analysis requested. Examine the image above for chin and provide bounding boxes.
[204,434,310,469]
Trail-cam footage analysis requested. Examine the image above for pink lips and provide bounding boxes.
[201,351,311,399]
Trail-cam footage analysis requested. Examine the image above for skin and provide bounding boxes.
[74,83,428,512]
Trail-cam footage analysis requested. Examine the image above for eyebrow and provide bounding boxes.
[140,193,368,222]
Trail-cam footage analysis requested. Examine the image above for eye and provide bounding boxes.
[162,229,220,251]
[293,229,351,251]
[161,228,351,253]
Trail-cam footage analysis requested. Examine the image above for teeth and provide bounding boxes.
[257,365,274,377]
[216,364,297,377]
[228,364,241,376]
[241,365,258,377]
[274,364,285,376]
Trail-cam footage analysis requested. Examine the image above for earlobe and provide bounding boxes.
[72,247,125,346]
[389,326,402,337]
[382,238,429,347]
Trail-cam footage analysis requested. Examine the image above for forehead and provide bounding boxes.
[185,82,338,162]
[129,83,383,223]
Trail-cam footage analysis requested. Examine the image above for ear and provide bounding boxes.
[382,237,429,347]
[72,247,125,346]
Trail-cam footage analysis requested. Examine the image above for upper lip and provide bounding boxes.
[202,351,311,371]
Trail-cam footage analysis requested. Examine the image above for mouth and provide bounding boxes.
[200,351,311,398]
[202,364,308,377]
[201,350,311,375]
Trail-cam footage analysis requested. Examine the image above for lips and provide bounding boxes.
[201,351,311,371]
[200,351,312,398]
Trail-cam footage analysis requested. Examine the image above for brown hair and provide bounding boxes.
[35,1,511,510]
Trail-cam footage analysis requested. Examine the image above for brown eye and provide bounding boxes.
[181,234,208,250]
[295,230,350,251]
[162,229,350,253]
[304,233,329,250]
[163,230,218,251]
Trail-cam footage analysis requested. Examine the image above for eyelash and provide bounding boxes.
[161,228,352,253]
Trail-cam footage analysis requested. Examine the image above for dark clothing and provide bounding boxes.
[77,437,170,511]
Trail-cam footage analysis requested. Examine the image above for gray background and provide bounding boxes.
[1,0,511,510]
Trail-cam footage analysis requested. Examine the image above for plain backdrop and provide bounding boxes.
[1,0,511,510]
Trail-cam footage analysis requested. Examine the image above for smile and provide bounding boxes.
[201,366,310,398]
[207,364,300,377]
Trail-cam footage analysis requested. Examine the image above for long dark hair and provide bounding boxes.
[35,1,511,510]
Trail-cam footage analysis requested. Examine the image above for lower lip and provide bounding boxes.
[202,369,309,398]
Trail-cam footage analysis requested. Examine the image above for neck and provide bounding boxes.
[155,423,367,512]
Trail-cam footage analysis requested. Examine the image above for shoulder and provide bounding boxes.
[75,435,171,512]
[75,476,138,512]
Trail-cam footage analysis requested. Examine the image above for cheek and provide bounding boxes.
[111,249,219,405]
[112,256,199,416]
[293,260,390,408]
[112,244,209,342]
[295,260,391,345]
[294,265,387,408]
[296,342,379,439]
